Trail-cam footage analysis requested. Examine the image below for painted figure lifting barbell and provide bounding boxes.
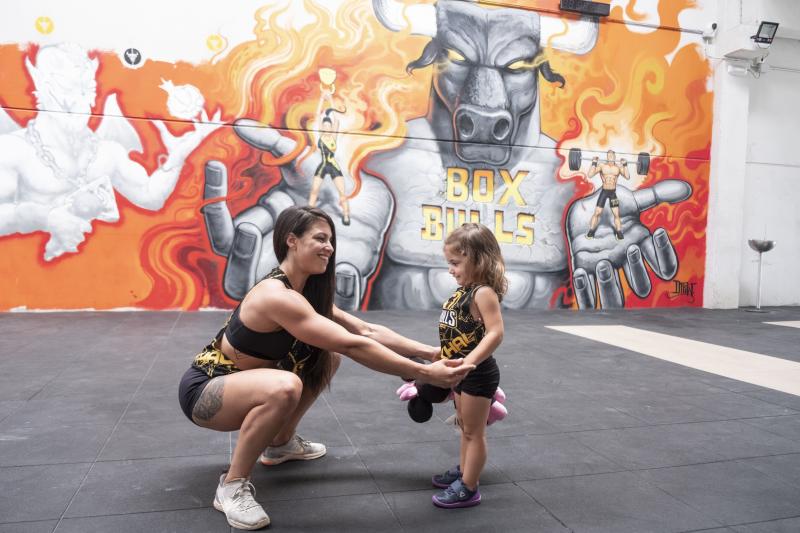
[569,149,650,240]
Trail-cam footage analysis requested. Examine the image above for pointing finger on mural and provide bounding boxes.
[232,119,284,152]
[233,119,315,189]
[202,161,235,256]
[632,180,692,212]
[223,222,263,300]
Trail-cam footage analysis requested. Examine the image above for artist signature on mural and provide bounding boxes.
[669,280,696,303]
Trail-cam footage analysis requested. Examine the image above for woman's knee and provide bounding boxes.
[270,372,303,408]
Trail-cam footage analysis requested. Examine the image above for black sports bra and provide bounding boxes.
[222,268,296,360]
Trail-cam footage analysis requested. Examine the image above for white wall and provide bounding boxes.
[3,0,334,64]
[739,36,800,306]
[704,0,800,308]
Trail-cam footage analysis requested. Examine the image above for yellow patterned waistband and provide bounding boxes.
[192,341,240,378]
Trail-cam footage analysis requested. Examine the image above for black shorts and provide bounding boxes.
[178,365,212,423]
[454,356,500,399]
[596,189,619,208]
[314,161,343,179]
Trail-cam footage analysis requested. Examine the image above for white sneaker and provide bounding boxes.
[259,434,326,465]
[213,474,270,530]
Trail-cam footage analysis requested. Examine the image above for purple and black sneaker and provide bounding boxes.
[432,465,461,488]
[432,478,481,508]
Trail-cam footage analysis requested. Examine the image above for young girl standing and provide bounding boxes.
[432,223,506,508]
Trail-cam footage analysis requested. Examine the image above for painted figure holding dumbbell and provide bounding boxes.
[586,149,630,240]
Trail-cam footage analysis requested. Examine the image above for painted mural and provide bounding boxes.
[0,0,711,310]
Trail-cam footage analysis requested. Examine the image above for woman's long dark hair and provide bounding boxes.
[273,206,336,394]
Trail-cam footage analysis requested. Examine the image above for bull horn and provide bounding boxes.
[372,0,437,37]
[540,16,598,55]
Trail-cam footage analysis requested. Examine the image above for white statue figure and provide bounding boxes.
[0,43,220,261]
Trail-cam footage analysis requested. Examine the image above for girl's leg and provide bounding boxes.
[454,393,466,473]
[456,392,492,490]
[308,176,324,207]
[192,368,303,481]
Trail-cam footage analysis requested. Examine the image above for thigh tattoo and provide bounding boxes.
[193,376,225,423]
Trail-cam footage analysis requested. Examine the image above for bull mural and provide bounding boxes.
[204,0,692,310]
[367,0,594,309]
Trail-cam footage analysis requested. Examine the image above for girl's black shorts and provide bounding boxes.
[454,356,500,399]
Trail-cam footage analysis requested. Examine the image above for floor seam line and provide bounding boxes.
[52,343,163,529]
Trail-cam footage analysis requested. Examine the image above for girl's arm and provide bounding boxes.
[332,306,439,361]
[464,287,504,367]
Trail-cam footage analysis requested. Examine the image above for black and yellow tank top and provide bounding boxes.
[192,267,315,378]
[438,285,486,360]
[225,268,296,360]
[318,136,340,168]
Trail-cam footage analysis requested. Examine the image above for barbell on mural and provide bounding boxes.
[567,148,651,175]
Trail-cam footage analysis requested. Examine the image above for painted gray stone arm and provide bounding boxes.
[566,180,692,309]
[202,119,392,308]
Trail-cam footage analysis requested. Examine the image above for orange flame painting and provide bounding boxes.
[0,0,711,310]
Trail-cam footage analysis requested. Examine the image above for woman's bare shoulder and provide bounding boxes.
[242,279,311,324]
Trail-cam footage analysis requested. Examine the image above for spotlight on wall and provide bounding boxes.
[559,0,610,17]
[752,21,779,45]
[726,63,750,77]
[722,21,780,76]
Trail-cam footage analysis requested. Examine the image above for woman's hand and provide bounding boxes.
[426,345,442,362]
[421,358,474,388]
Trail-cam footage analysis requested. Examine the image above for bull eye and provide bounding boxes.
[445,48,467,64]
[506,59,532,72]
